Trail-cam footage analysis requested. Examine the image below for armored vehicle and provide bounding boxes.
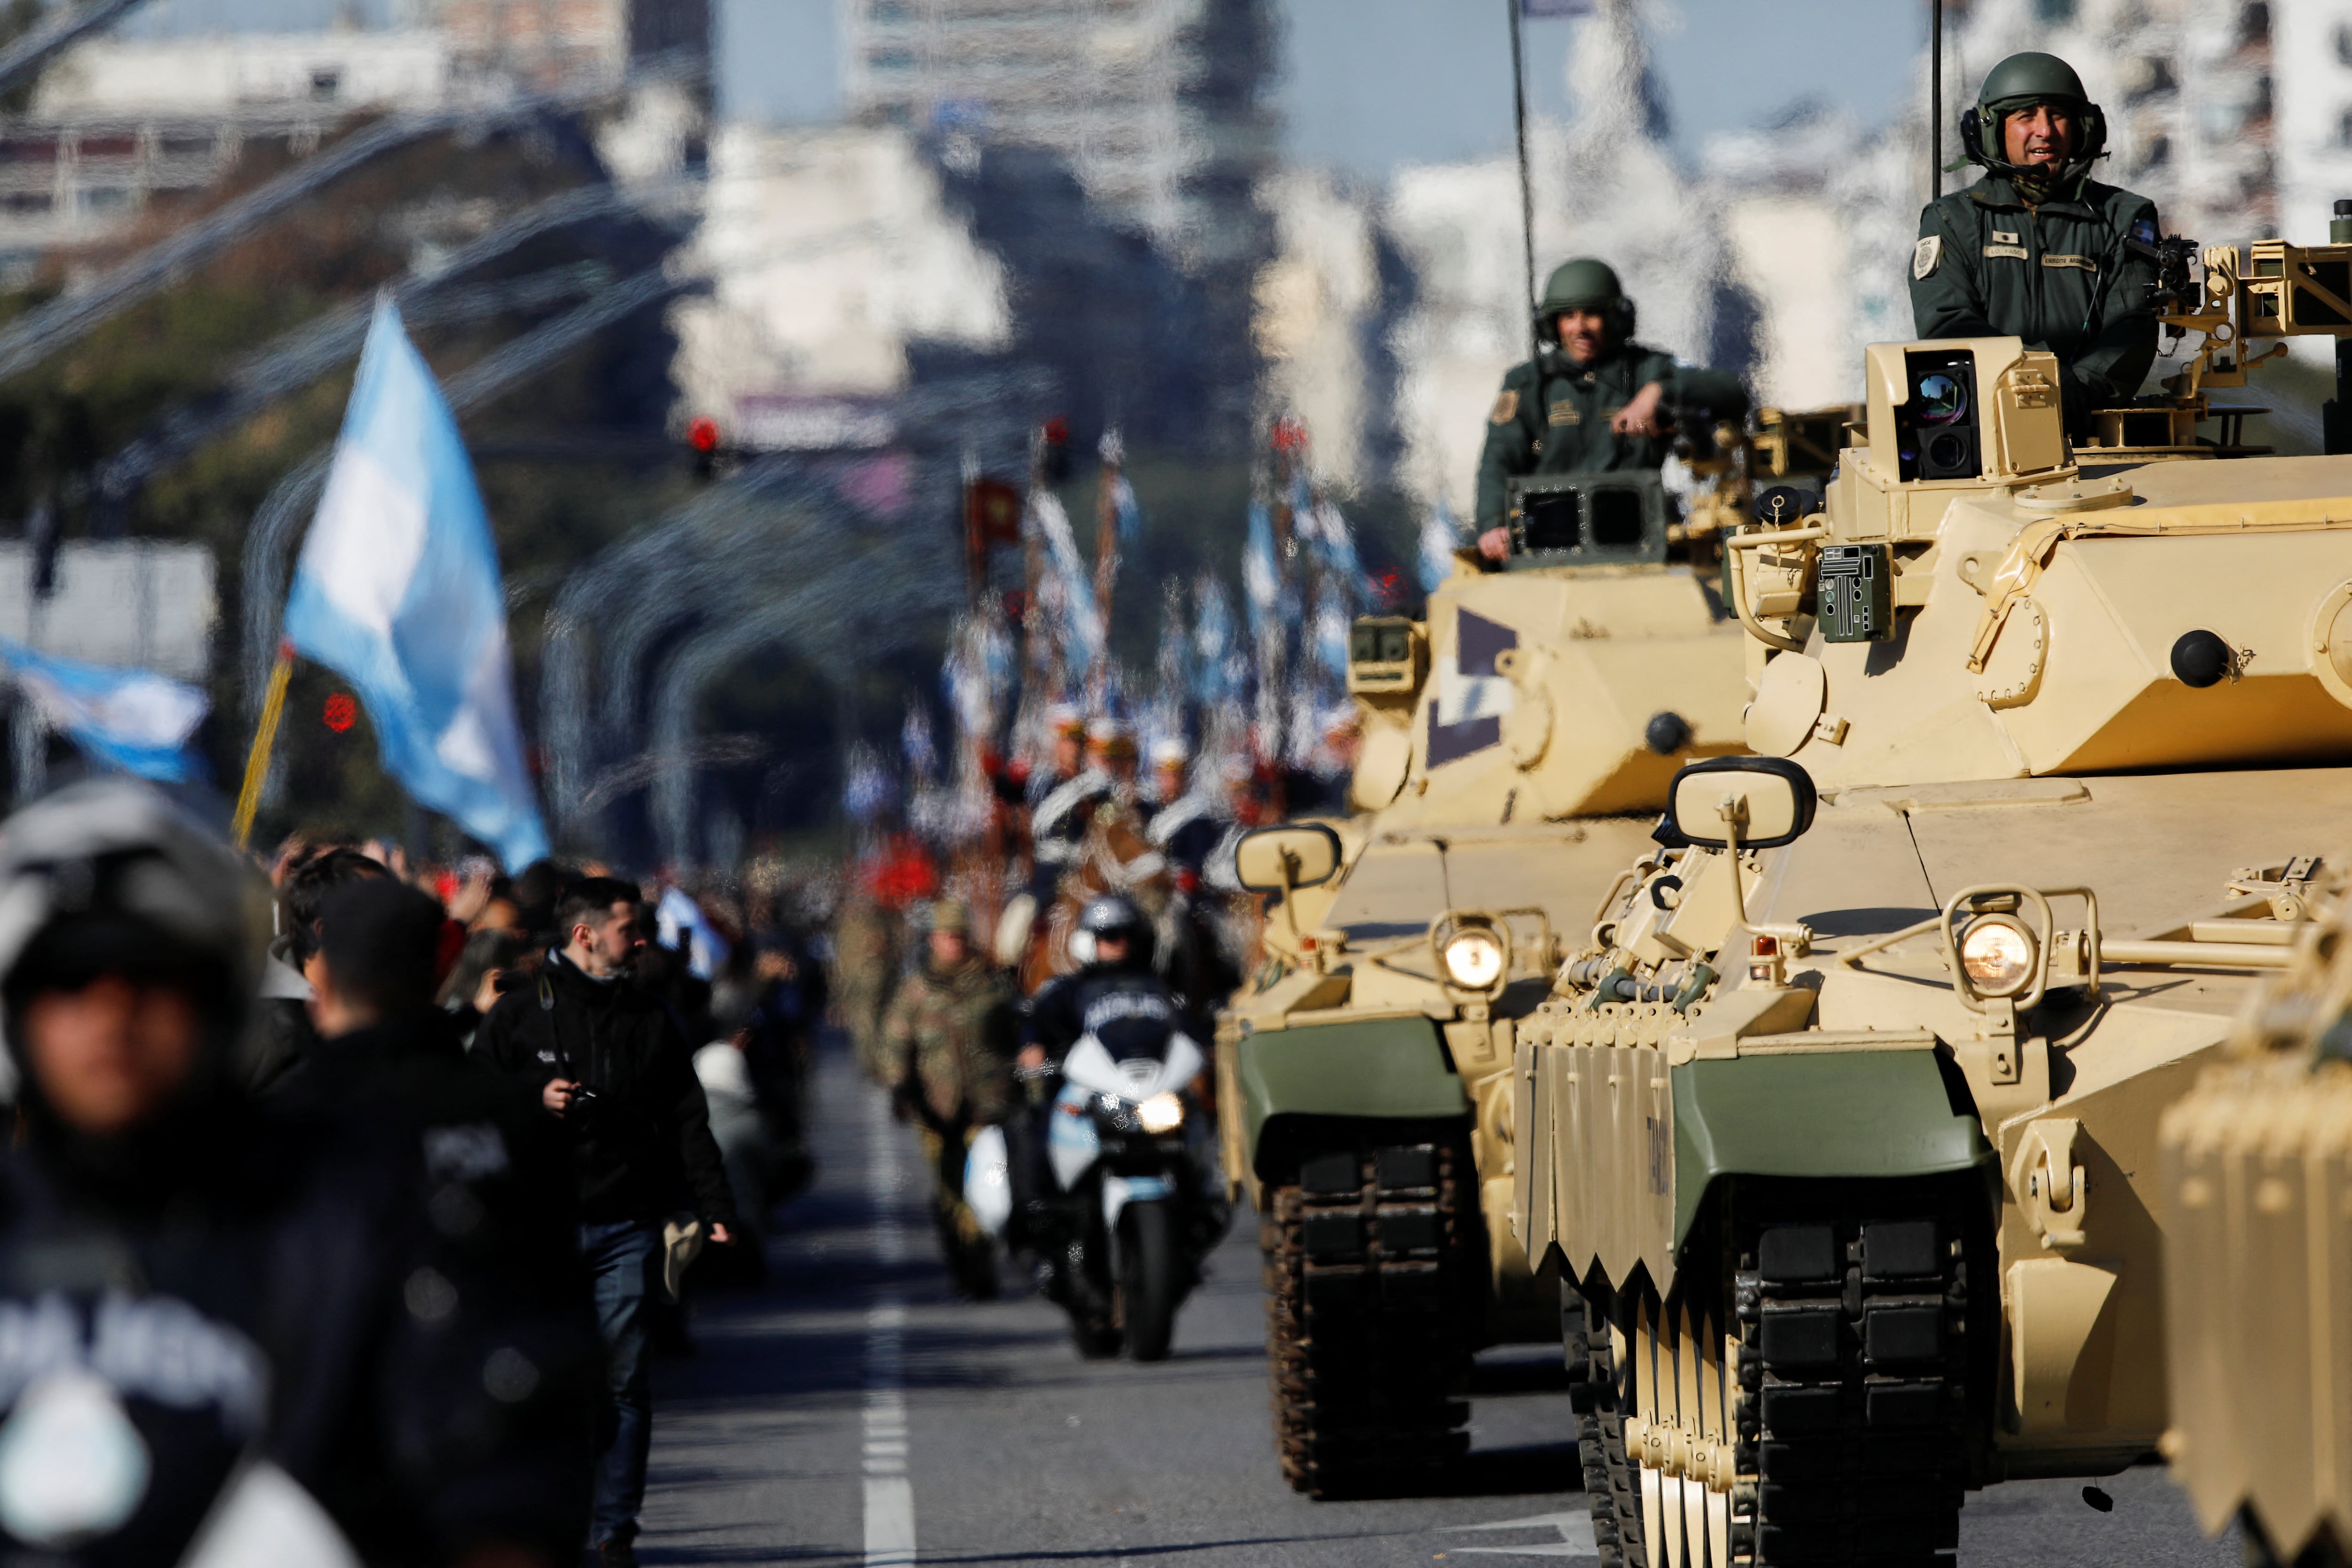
[1217,434,1797,1496]
[1511,312,2352,1566]
[2161,869,2352,1568]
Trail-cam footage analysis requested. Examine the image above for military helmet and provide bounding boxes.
[1963,51,2107,181]
[930,899,971,936]
[1539,258,1636,342]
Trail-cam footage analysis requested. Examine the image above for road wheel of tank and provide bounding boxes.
[1119,1200,1181,1362]
[1585,1182,1976,1566]
[1263,1134,1477,1498]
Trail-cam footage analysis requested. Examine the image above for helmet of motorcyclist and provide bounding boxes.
[1075,893,1152,970]
[0,780,268,1185]
[1963,51,2107,192]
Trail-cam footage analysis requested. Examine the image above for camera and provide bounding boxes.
[1899,349,1979,481]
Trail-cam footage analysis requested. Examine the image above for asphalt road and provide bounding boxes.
[635,1035,2242,1567]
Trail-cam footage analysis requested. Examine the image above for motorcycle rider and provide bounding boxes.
[1019,894,1184,1074]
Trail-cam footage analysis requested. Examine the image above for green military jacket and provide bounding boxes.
[880,956,1018,1127]
[1474,344,1750,529]
[1910,173,2160,423]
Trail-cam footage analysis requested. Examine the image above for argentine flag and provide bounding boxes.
[0,639,206,782]
[284,300,549,869]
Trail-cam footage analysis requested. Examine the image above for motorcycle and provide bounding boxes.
[967,1028,1225,1361]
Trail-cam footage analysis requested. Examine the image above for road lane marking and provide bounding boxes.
[1443,1507,1597,1559]
[865,1083,915,1566]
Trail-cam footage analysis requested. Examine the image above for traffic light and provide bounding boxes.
[687,416,723,481]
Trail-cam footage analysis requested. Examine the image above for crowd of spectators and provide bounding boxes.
[0,778,829,1568]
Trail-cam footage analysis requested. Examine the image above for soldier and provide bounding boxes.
[832,889,902,1087]
[1474,258,1751,561]
[1911,51,2160,430]
[878,900,1018,1298]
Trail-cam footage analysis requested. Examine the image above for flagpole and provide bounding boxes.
[232,641,294,849]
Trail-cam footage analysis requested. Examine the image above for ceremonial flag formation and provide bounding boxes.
[283,299,550,869]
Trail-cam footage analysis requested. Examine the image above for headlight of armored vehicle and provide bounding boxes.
[1958,915,2037,997]
[1441,926,1508,991]
[1136,1092,1185,1134]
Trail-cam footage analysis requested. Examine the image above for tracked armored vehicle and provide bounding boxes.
[1511,317,2352,1566]
[1216,441,1791,1497]
[2161,869,2352,1568]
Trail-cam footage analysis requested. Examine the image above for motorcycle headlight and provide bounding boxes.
[1958,915,2037,998]
[1441,927,1507,991]
[1136,1092,1185,1134]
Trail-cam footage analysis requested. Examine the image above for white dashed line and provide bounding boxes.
[865,1085,915,1567]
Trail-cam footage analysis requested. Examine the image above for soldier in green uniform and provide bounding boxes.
[832,890,901,1087]
[1474,257,1751,561]
[1911,51,2161,430]
[879,899,1018,1297]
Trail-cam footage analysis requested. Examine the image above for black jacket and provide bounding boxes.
[0,1085,596,1568]
[1023,964,1188,1064]
[477,953,739,1230]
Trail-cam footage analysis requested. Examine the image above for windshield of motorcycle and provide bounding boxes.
[1061,1028,1205,1103]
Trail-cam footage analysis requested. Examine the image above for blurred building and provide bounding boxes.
[668,122,1010,426]
[841,0,1273,266]
[436,0,711,93]
[0,30,452,258]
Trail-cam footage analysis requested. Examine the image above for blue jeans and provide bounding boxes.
[581,1220,661,1545]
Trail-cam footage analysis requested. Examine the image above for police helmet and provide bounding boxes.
[1539,258,1636,342]
[1962,52,2108,184]
[0,779,267,1108]
[1076,893,1151,968]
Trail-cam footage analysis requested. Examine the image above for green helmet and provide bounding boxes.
[1538,258,1635,340]
[1965,52,2106,181]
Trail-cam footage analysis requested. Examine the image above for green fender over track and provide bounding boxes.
[1238,1016,1469,1175]
[1671,1051,1989,1245]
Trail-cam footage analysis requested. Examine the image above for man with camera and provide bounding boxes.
[1911,51,2161,431]
[478,875,738,1568]
[1473,257,1750,562]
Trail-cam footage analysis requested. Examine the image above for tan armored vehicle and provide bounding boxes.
[2161,868,2352,1568]
[1509,296,2352,1564]
[1214,413,1852,1497]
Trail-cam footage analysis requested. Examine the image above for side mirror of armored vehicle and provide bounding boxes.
[1664,756,1817,850]
[1234,823,1344,893]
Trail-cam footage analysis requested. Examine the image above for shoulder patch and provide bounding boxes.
[1912,236,1942,280]
[1489,389,1519,425]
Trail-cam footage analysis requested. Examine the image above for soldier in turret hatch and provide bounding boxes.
[1473,257,1750,563]
[1911,51,2161,432]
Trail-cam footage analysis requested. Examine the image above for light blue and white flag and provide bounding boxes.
[284,299,548,869]
[0,639,206,782]
[1419,500,1466,591]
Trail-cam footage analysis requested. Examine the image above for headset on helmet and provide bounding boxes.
[1958,51,2108,188]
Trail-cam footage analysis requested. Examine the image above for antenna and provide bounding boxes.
[1508,0,1543,374]
[1930,0,1943,202]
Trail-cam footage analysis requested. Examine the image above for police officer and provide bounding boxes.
[1014,896,1192,1292]
[877,900,1018,1298]
[1911,51,2161,430]
[1474,258,1751,560]
[0,778,594,1566]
